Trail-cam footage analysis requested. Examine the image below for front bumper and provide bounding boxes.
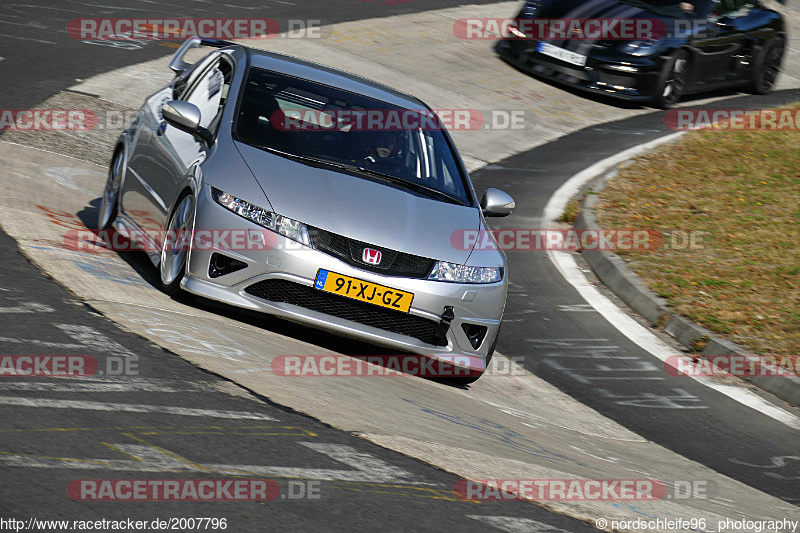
[496,39,663,102]
[182,186,506,368]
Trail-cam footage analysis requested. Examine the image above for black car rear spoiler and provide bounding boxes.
[169,36,238,74]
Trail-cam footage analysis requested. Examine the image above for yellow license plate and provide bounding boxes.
[314,269,414,313]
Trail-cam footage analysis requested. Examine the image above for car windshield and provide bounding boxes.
[618,0,711,18]
[235,67,471,205]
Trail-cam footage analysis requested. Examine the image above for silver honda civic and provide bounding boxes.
[99,37,515,382]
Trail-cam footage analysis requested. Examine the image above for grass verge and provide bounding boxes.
[596,105,800,357]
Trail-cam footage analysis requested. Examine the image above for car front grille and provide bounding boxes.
[244,280,447,346]
[307,226,435,279]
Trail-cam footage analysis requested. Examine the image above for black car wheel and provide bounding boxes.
[653,50,689,109]
[750,38,784,95]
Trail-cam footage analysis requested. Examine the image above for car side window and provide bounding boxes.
[183,56,234,132]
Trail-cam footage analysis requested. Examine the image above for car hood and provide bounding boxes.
[235,142,479,264]
[533,0,677,48]
[538,0,671,19]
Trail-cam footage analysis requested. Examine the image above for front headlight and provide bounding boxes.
[522,0,543,17]
[428,261,503,284]
[619,39,660,57]
[211,187,310,246]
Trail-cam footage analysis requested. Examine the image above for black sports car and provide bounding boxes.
[496,0,786,107]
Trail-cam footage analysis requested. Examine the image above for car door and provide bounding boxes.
[122,52,220,239]
[125,53,233,247]
[691,0,755,83]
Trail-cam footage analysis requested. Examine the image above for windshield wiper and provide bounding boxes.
[248,143,467,206]
[249,145,351,170]
[353,165,468,206]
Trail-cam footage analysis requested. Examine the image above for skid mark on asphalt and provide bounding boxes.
[402,398,601,471]
[528,339,706,410]
[113,306,264,363]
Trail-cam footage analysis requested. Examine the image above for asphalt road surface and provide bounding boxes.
[0,0,503,110]
[1,0,799,529]
[0,1,605,531]
[0,229,598,531]
[473,89,800,506]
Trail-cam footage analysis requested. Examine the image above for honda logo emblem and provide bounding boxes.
[362,248,382,265]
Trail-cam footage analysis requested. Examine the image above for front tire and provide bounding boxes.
[98,148,124,230]
[159,191,195,296]
[750,38,784,95]
[652,50,689,109]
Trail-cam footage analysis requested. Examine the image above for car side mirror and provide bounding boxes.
[481,188,515,217]
[162,100,213,146]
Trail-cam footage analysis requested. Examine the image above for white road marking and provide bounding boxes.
[0,323,135,355]
[0,397,276,420]
[0,380,202,393]
[54,324,134,357]
[0,441,427,484]
[543,134,800,430]
[0,302,54,313]
[206,443,426,484]
[467,516,574,532]
[556,304,596,312]
[0,336,83,349]
[0,33,56,45]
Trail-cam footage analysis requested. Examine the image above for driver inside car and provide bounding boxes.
[364,130,401,161]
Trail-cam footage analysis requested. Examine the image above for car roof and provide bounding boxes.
[243,46,427,110]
